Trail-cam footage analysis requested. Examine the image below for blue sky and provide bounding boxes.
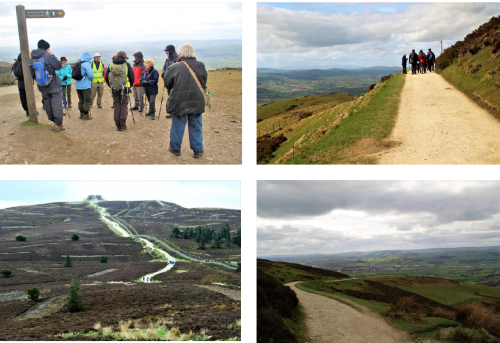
[0,181,241,210]
[258,2,500,69]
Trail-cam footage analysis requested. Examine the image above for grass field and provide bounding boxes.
[262,72,405,164]
[438,47,500,119]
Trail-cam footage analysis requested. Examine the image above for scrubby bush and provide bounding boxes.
[71,234,79,241]
[66,279,84,312]
[457,303,500,336]
[100,255,108,263]
[27,287,40,301]
[1,269,12,277]
[15,234,27,241]
[434,307,457,321]
[236,261,241,272]
[436,326,495,343]
[64,255,73,267]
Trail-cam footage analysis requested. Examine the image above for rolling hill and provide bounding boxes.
[257,73,404,164]
[0,200,241,340]
[436,16,500,118]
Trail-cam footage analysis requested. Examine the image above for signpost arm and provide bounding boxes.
[16,5,38,123]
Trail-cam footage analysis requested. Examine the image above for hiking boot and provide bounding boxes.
[169,148,181,156]
[131,106,139,111]
[139,108,143,113]
[82,114,92,121]
[150,114,155,120]
[98,105,102,109]
[111,106,115,109]
[193,151,204,159]
[25,112,29,117]
[166,114,172,119]
[68,104,72,108]
[53,124,65,132]
[79,112,84,119]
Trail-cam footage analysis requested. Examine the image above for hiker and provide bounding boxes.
[427,49,435,72]
[90,53,106,109]
[418,50,427,74]
[402,53,407,74]
[409,49,417,75]
[29,39,65,131]
[142,59,159,120]
[162,45,179,118]
[132,52,146,113]
[163,42,208,159]
[56,57,72,109]
[12,53,29,116]
[74,52,94,120]
[105,51,135,131]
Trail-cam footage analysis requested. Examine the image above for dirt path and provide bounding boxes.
[195,285,241,301]
[378,72,500,164]
[0,70,241,164]
[286,281,413,343]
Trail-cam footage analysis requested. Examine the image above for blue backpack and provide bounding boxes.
[33,53,53,86]
[428,52,434,61]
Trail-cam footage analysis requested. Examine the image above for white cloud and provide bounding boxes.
[257,3,500,68]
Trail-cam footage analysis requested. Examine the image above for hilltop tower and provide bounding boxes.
[85,195,104,201]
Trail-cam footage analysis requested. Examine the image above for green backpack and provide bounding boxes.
[108,62,129,92]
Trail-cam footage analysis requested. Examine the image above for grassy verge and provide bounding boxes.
[283,304,308,343]
[267,72,405,164]
[21,120,46,127]
[438,47,500,119]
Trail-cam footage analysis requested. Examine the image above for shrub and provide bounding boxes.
[66,279,84,312]
[436,326,494,343]
[434,307,457,321]
[64,255,73,267]
[15,235,27,241]
[27,287,40,302]
[236,261,241,272]
[100,255,108,263]
[457,303,500,336]
[1,269,12,277]
[71,234,79,241]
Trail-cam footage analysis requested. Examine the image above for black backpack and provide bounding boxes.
[12,58,23,79]
[72,60,85,81]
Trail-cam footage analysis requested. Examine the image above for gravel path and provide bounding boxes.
[378,72,500,164]
[287,281,413,343]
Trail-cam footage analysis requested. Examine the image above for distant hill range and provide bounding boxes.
[0,39,242,71]
[436,16,500,118]
[258,66,402,79]
[257,66,401,105]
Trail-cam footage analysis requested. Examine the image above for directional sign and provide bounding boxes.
[25,9,65,18]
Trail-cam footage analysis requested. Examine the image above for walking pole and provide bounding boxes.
[127,92,136,124]
[207,91,211,113]
[62,93,70,118]
[158,86,166,120]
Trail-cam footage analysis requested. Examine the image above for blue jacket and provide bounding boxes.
[75,52,94,90]
[143,67,159,96]
[56,64,72,85]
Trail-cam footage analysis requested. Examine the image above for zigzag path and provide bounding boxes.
[286,281,414,343]
[378,72,500,164]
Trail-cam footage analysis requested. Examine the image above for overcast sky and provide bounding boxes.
[0,181,240,210]
[0,2,241,47]
[258,181,500,257]
[257,3,500,69]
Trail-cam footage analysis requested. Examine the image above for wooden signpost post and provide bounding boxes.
[16,5,65,123]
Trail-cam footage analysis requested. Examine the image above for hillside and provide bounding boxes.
[257,73,404,164]
[257,93,354,122]
[257,259,348,343]
[0,61,14,86]
[436,16,500,118]
[0,201,241,340]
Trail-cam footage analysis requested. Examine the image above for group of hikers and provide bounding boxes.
[12,39,209,158]
[402,49,436,75]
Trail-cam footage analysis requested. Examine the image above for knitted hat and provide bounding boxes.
[38,39,50,50]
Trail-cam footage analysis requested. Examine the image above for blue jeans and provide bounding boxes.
[170,114,204,152]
